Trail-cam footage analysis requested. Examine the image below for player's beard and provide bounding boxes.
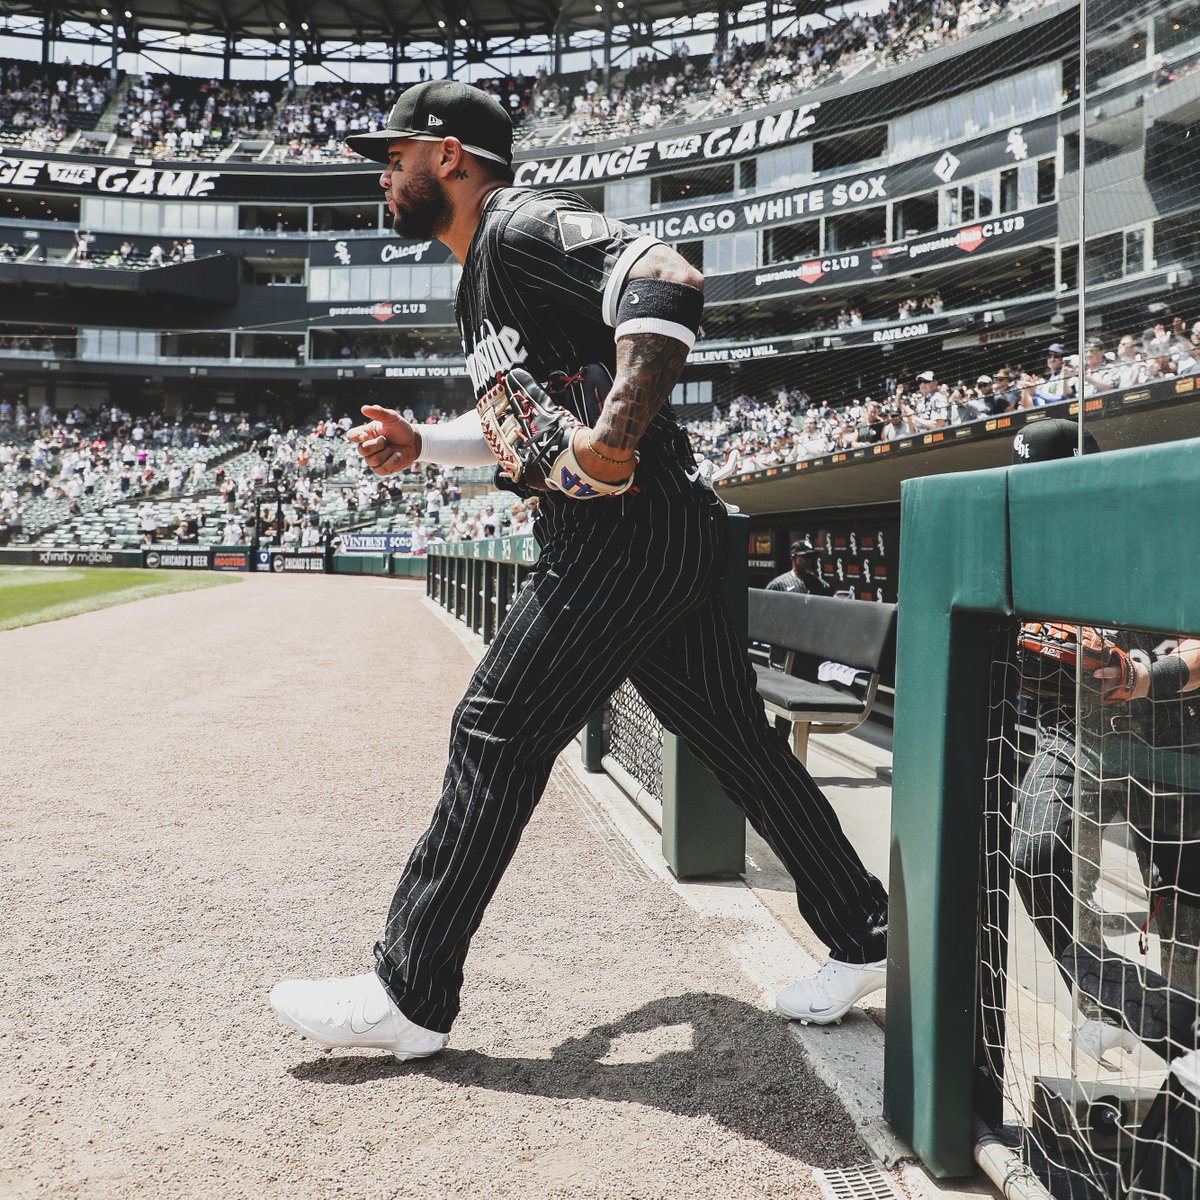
[390,165,451,241]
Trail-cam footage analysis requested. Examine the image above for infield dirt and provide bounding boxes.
[1,572,865,1199]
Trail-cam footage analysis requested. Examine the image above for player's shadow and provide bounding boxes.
[289,991,858,1164]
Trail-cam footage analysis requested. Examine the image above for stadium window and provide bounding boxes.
[737,159,756,194]
[245,261,304,286]
[237,204,307,234]
[669,380,712,407]
[1059,243,1079,292]
[976,176,995,219]
[960,183,976,223]
[369,266,391,298]
[812,126,887,174]
[604,177,651,217]
[312,204,379,233]
[676,241,703,272]
[941,187,960,228]
[703,232,755,274]
[825,207,886,252]
[757,143,812,191]
[328,269,351,302]
[1155,4,1200,55]
[763,221,820,265]
[1124,228,1145,275]
[1152,210,1200,268]
[652,164,735,206]
[1017,163,1038,210]
[1036,159,1057,205]
[1086,31,1148,91]
[6,193,80,224]
[1084,233,1124,286]
[235,334,302,361]
[892,192,938,240]
[309,266,329,302]
[999,169,1019,215]
[160,332,230,359]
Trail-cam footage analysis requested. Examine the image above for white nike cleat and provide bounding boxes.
[1066,1018,1138,1065]
[776,958,887,1025]
[269,971,448,1061]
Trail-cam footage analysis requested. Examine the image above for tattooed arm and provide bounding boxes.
[576,246,703,483]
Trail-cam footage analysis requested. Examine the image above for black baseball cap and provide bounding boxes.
[344,81,514,167]
[1012,418,1100,463]
[789,539,819,557]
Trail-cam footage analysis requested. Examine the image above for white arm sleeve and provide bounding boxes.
[415,411,496,467]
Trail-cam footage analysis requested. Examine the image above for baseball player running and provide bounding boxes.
[270,82,889,1060]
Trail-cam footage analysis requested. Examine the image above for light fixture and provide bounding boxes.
[278,20,286,30]
[300,20,308,29]
[100,6,108,14]
[437,18,445,27]
[124,9,131,17]
[459,17,467,25]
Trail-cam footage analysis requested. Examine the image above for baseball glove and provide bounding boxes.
[476,366,636,499]
[1017,621,1137,703]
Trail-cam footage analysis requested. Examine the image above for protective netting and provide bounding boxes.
[980,620,1200,1200]
[606,681,664,803]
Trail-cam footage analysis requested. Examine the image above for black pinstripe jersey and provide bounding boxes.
[456,187,691,463]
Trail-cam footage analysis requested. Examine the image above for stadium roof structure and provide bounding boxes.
[6,0,829,64]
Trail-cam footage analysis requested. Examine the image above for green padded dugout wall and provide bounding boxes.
[883,436,1200,1177]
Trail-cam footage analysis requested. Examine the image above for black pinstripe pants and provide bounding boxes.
[375,473,888,1033]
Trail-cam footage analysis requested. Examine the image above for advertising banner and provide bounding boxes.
[308,237,454,268]
[142,548,211,570]
[624,115,1057,239]
[268,550,327,574]
[707,204,1057,302]
[0,547,142,567]
[339,531,414,554]
[209,546,252,572]
[308,299,455,326]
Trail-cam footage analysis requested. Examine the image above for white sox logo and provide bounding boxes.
[465,320,529,393]
[556,210,609,250]
[1006,128,1029,160]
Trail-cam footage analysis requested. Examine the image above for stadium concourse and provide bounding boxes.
[0,567,958,1200]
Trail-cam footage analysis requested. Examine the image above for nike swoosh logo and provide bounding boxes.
[349,996,387,1035]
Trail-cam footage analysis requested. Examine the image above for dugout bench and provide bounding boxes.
[748,589,898,765]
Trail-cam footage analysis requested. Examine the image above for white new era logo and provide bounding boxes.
[427,114,444,127]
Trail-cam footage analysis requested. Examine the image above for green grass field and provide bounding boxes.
[0,566,239,631]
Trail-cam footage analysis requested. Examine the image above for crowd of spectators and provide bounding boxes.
[0,403,243,545]
[263,0,1043,160]
[517,0,1035,146]
[275,83,400,162]
[0,0,1044,164]
[684,317,1200,474]
[115,75,278,158]
[2,306,1195,546]
[0,61,110,151]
